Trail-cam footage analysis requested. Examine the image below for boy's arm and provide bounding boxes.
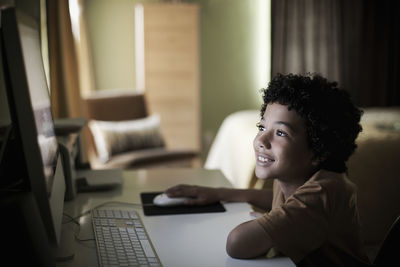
[217,187,273,211]
[226,219,273,259]
[165,185,273,211]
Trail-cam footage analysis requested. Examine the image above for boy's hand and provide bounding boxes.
[165,184,220,206]
[249,211,263,218]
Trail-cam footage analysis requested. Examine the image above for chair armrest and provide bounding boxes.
[90,147,198,169]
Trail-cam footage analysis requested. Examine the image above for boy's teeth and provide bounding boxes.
[258,156,274,162]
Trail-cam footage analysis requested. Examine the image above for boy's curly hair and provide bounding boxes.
[260,73,363,173]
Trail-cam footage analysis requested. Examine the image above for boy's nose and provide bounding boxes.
[255,131,272,150]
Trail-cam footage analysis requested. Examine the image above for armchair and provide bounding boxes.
[83,90,198,169]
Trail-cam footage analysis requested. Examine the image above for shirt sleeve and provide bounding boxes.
[256,181,331,263]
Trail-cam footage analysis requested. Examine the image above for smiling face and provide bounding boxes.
[253,103,317,183]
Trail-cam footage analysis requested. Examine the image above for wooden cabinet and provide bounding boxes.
[135,3,200,153]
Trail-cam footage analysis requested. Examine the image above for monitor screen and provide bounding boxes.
[18,10,58,196]
[0,60,12,170]
[0,6,65,250]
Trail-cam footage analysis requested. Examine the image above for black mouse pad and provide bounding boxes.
[140,192,226,216]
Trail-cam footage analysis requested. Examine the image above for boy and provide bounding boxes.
[166,73,371,266]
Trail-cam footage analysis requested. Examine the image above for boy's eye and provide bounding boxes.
[256,123,265,132]
[276,130,288,137]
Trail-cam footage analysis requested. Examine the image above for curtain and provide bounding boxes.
[271,0,400,107]
[47,0,83,118]
[47,0,95,161]
[271,0,341,82]
[68,0,96,98]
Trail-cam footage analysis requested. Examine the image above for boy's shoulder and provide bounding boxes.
[308,169,356,193]
[277,170,357,212]
[298,169,357,211]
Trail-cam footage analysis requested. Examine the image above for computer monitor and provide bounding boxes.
[0,5,65,251]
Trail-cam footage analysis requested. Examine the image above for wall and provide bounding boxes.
[84,0,271,159]
[197,0,270,150]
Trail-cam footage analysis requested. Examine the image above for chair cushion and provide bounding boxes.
[88,114,165,163]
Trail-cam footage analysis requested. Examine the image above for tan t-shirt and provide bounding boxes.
[256,170,371,265]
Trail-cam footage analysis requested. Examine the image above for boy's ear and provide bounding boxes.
[311,159,319,167]
[311,156,325,167]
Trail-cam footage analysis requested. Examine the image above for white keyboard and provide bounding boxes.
[92,208,162,267]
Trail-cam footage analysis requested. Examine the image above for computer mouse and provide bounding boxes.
[153,193,189,207]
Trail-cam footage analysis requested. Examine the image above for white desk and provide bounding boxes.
[58,168,295,267]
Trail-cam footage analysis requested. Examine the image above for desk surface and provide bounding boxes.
[58,168,294,267]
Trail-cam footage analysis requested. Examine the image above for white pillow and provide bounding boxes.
[88,114,165,163]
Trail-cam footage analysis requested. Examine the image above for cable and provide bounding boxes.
[61,201,156,245]
[58,202,153,262]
